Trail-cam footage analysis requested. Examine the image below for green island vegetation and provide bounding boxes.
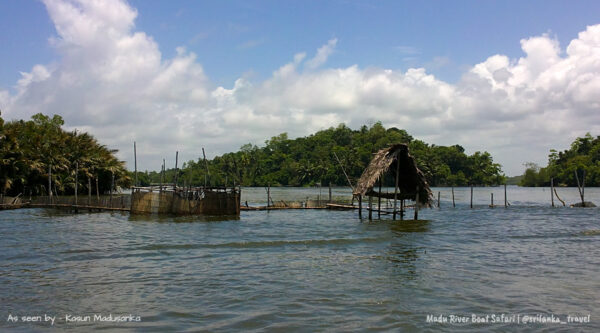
[520,133,600,187]
[138,122,505,187]
[0,113,131,197]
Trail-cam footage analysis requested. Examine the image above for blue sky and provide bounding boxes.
[1,0,600,175]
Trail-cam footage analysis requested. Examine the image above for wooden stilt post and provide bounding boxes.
[110,171,114,208]
[134,141,138,187]
[470,185,473,209]
[48,164,52,204]
[368,195,373,220]
[358,195,362,218]
[267,184,271,208]
[550,178,555,207]
[414,187,419,220]
[437,191,441,208]
[88,176,91,206]
[202,148,210,187]
[75,162,78,206]
[504,184,508,208]
[95,176,99,205]
[452,186,455,208]
[491,193,494,208]
[400,200,404,220]
[173,151,179,191]
[378,176,382,218]
[392,157,400,220]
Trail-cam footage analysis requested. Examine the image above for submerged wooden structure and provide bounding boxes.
[130,186,240,215]
[353,143,432,220]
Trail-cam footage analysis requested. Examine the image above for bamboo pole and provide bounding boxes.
[378,176,382,218]
[110,172,114,208]
[470,185,473,208]
[48,164,52,204]
[134,141,138,187]
[88,176,91,206]
[451,186,455,208]
[574,170,584,205]
[95,176,99,205]
[75,162,78,206]
[392,157,400,220]
[437,191,441,208]
[333,151,353,190]
[358,195,362,218]
[491,193,494,208]
[202,148,210,187]
[173,151,179,191]
[504,184,508,208]
[550,178,554,207]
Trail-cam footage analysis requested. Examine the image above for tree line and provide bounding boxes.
[0,113,131,197]
[137,122,505,187]
[520,133,600,187]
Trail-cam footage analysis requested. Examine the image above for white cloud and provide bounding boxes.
[305,38,338,70]
[1,0,599,175]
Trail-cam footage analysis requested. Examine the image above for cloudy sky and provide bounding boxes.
[1,0,599,176]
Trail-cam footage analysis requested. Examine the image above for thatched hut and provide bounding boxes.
[353,143,432,219]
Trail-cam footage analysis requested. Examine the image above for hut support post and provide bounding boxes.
[392,156,400,220]
[414,187,419,220]
[368,195,373,220]
[451,186,455,208]
[358,195,362,218]
[400,200,404,220]
[551,178,555,207]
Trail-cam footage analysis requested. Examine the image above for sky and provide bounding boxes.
[1,0,600,176]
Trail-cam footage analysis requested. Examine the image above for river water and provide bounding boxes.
[1,187,599,332]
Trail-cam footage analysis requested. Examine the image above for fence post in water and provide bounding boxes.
[267,184,271,208]
[88,176,91,206]
[414,187,419,220]
[48,164,52,204]
[75,162,78,206]
[452,186,455,208]
[504,184,508,208]
[378,176,382,218]
[491,193,494,208]
[392,156,400,220]
[550,178,555,207]
[110,171,114,208]
[438,191,441,208]
[134,141,138,187]
[174,151,179,191]
[400,200,404,220]
[470,185,473,209]
[95,175,99,205]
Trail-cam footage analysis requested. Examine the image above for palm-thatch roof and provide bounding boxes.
[353,144,432,206]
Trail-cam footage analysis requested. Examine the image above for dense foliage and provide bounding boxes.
[520,133,600,187]
[139,122,504,187]
[0,113,131,196]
